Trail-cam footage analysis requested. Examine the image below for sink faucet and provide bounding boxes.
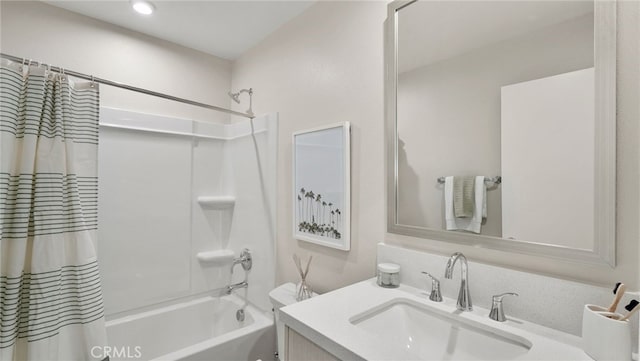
[444,252,472,311]
[226,281,248,295]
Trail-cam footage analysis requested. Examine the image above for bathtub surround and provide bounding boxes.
[98,108,277,316]
[231,1,640,291]
[0,60,106,360]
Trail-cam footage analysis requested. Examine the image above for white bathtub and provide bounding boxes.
[105,294,275,361]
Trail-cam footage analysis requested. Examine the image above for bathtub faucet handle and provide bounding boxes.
[231,248,252,274]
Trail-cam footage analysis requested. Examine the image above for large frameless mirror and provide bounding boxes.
[385,0,617,265]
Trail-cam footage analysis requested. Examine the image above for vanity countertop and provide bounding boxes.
[280,279,591,361]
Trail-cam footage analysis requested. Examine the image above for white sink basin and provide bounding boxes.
[279,280,589,361]
[350,298,532,361]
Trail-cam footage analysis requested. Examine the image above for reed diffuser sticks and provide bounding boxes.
[293,254,313,301]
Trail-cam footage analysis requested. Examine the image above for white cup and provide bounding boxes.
[582,304,632,361]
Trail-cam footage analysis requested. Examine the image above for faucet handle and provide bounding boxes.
[493,292,518,302]
[421,272,443,302]
[489,292,518,322]
[231,248,252,274]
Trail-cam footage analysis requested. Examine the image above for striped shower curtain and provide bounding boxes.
[0,59,107,360]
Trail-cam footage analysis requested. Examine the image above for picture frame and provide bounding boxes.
[292,122,351,251]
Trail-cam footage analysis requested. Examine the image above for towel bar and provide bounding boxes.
[437,176,502,185]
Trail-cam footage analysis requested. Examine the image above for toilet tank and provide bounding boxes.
[269,283,318,361]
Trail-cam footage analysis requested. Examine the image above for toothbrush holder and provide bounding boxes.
[582,304,632,361]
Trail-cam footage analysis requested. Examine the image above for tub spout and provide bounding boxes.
[226,281,248,295]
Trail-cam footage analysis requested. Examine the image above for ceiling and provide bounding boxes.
[43,0,315,60]
[398,1,594,74]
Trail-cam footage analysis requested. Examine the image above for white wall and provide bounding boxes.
[231,1,387,293]
[232,0,640,291]
[0,1,232,123]
[501,69,595,249]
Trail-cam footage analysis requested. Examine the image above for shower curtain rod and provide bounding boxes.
[0,52,254,119]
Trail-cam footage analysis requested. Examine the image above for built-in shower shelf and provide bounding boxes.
[197,196,235,209]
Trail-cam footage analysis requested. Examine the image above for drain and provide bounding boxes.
[236,309,245,322]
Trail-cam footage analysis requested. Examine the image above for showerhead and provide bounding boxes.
[228,91,241,104]
[227,88,254,116]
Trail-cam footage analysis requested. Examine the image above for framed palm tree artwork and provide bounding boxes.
[293,122,350,251]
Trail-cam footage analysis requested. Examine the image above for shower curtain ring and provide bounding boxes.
[44,63,52,79]
[90,75,95,88]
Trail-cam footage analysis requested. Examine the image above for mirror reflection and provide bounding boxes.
[396,1,595,249]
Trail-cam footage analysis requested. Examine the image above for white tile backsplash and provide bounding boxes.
[377,243,638,352]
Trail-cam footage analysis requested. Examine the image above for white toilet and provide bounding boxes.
[269,282,317,361]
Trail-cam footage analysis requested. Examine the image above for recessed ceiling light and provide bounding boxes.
[131,0,155,15]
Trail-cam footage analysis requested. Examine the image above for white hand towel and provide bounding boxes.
[445,176,458,231]
[445,176,486,234]
[467,176,486,233]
